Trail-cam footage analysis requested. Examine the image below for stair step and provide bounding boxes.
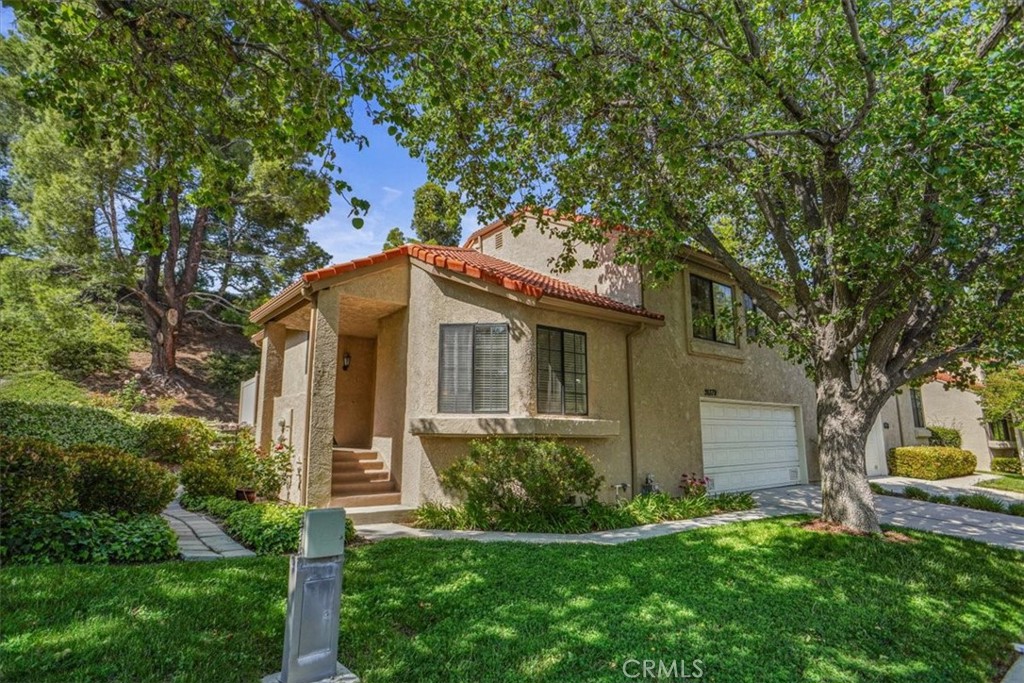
[332,480,398,496]
[333,459,384,472]
[332,470,392,484]
[331,492,402,507]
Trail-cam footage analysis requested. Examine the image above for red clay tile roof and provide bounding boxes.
[251,243,663,323]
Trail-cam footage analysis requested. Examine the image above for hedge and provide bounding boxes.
[1,512,177,564]
[182,495,356,554]
[73,445,178,514]
[886,446,976,480]
[991,457,1023,475]
[0,435,78,515]
[140,416,216,465]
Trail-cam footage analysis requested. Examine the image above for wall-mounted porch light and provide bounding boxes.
[342,352,351,371]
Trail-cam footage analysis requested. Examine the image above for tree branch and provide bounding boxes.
[838,0,878,140]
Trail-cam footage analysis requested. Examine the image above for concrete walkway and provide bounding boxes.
[358,485,1024,551]
[871,473,1024,506]
[162,499,255,561]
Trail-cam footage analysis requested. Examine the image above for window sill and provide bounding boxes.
[409,416,620,438]
[687,336,746,363]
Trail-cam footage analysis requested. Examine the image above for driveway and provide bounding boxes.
[754,485,1024,552]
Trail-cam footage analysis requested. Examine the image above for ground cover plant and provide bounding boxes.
[2,518,1022,682]
[181,495,355,554]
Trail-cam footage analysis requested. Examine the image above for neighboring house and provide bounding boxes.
[248,214,821,520]
[873,368,1022,473]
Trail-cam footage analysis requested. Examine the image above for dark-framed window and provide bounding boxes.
[990,419,1017,443]
[909,387,926,428]
[537,326,588,415]
[438,323,509,413]
[690,274,737,345]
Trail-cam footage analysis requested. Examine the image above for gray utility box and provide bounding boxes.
[263,509,358,683]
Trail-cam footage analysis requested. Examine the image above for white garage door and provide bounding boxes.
[700,400,803,493]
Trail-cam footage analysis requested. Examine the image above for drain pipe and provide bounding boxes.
[626,322,645,499]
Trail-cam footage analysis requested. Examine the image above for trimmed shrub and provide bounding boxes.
[0,400,144,454]
[1,512,177,564]
[953,493,1006,513]
[927,426,962,448]
[886,447,976,480]
[0,435,77,515]
[440,438,603,527]
[991,457,1023,475]
[140,416,215,464]
[180,456,236,499]
[71,446,177,514]
[182,496,356,553]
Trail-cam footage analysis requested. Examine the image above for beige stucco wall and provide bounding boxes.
[372,309,409,478]
[273,328,310,503]
[474,216,643,307]
[334,335,377,448]
[921,381,994,470]
[630,264,819,493]
[400,263,636,506]
[879,390,932,454]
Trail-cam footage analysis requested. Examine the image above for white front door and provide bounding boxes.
[700,400,804,492]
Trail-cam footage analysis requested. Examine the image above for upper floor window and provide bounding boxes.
[990,418,1017,443]
[438,323,509,413]
[690,274,736,345]
[909,387,926,428]
[537,326,588,415]
[742,293,760,343]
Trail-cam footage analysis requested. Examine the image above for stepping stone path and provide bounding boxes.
[162,498,255,561]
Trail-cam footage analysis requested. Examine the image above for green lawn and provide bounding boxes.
[2,518,1022,683]
[977,474,1024,494]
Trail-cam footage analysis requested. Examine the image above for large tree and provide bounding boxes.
[6,1,351,378]
[334,0,1024,532]
[410,181,463,246]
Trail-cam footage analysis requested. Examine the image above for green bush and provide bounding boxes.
[952,493,1006,513]
[929,494,953,505]
[140,416,216,464]
[886,447,976,480]
[182,496,356,553]
[413,491,757,533]
[1008,503,1024,517]
[991,457,1023,475]
[902,485,932,501]
[1,512,177,564]
[927,426,963,448]
[0,370,90,404]
[205,351,260,393]
[440,438,603,527]
[71,446,177,514]
[180,456,236,499]
[0,400,144,454]
[0,435,78,515]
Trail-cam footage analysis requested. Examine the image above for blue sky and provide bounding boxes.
[0,2,481,265]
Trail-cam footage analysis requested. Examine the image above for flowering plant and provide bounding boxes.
[678,472,711,498]
[230,428,293,500]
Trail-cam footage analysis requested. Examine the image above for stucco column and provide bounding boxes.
[304,287,341,507]
[254,322,287,449]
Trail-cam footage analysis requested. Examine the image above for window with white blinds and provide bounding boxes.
[438,323,509,413]
[537,326,587,415]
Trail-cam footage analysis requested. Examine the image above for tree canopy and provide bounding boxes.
[339,0,1024,531]
[410,181,463,246]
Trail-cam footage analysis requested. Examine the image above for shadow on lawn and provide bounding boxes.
[2,518,1022,683]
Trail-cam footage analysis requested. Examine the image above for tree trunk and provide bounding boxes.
[816,378,882,534]
[140,301,182,377]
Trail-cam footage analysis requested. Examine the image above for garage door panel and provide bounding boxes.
[700,400,802,493]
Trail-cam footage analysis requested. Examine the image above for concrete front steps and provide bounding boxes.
[330,447,412,523]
